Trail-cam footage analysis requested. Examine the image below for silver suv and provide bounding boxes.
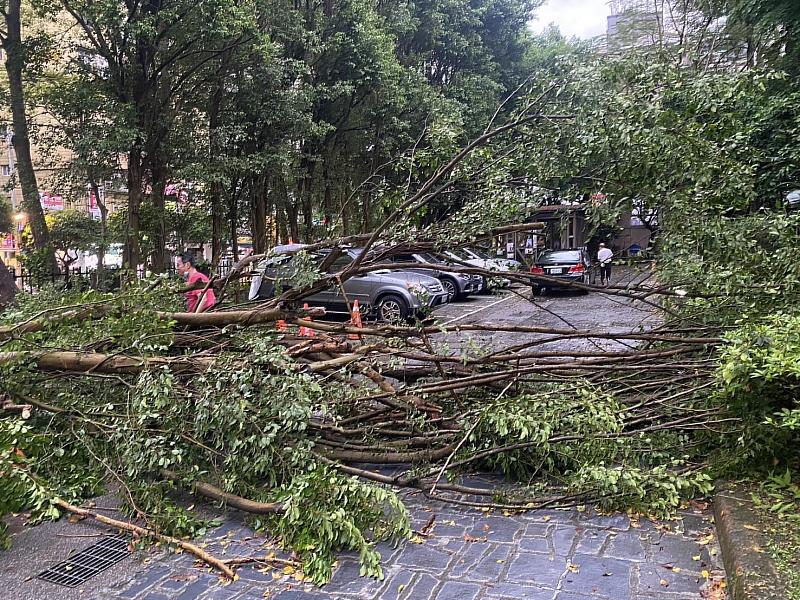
[248,247,448,322]
[383,252,481,302]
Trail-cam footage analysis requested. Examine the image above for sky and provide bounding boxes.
[530,0,611,40]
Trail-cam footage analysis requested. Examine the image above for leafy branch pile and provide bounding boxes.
[0,254,738,583]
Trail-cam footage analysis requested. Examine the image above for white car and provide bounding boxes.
[442,248,513,292]
[464,246,523,271]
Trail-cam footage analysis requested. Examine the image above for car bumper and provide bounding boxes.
[533,273,584,289]
[429,292,449,307]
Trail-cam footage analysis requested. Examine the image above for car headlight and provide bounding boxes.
[457,273,470,280]
[405,282,425,293]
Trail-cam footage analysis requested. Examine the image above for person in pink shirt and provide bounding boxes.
[177,252,216,312]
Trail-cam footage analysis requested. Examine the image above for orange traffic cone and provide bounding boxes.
[348,300,363,340]
[300,303,315,338]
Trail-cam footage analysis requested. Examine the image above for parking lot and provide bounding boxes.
[427,266,659,354]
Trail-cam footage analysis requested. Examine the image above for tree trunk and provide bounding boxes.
[208,53,228,268]
[150,154,168,273]
[0,257,17,307]
[229,189,239,262]
[252,173,268,254]
[2,0,54,271]
[275,179,288,245]
[123,147,144,272]
[91,181,108,284]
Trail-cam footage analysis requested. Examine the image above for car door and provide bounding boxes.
[313,254,372,314]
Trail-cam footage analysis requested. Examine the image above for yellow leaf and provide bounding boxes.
[692,555,701,561]
[542,515,551,522]
[660,578,669,587]
[672,567,681,574]
[702,570,710,578]
[567,563,580,573]
[282,565,295,575]
[187,504,195,511]
[410,535,425,544]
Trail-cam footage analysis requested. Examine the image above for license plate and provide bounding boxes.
[547,268,563,274]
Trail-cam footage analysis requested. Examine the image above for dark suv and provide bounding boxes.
[248,247,448,321]
[530,249,590,294]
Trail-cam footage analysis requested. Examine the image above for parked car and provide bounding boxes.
[468,246,523,271]
[383,252,480,302]
[530,249,590,295]
[248,246,448,322]
[441,248,511,293]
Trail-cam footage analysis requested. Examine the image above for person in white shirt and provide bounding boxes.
[597,243,613,285]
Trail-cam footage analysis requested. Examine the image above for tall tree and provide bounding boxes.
[61,0,254,272]
[1,0,55,271]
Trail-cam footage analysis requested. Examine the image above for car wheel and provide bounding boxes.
[376,294,409,323]
[441,278,458,302]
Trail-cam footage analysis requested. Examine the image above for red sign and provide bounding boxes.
[41,192,64,211]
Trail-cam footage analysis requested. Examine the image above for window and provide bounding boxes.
[326,255,353,272]
[1,165,11,177]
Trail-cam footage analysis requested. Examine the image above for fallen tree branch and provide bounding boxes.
[160,470,285,515]
[53,498,236,580]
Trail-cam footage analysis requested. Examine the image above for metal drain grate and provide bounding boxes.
[38,534,131,587]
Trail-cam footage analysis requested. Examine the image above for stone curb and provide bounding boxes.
[714,484,791,600]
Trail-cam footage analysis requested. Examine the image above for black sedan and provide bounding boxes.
[530,249,590,294]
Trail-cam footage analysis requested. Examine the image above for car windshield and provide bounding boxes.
[418,252,444,264]
[468,247,491,259]
[538,250,582,263]
[448,248,472,260]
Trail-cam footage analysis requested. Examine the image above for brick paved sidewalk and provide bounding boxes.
[100,491,722,600]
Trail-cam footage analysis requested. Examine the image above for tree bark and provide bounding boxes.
[1,0,55,271]
[123,146,144,271]
[149,152,168,273]
[90,181,108,283]
[0,257,17,307]
[252,173,268,254]
[209,86,224,267]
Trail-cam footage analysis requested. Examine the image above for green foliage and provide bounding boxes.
[267,467,410,584]
[750,469,800,599]
[46,209,102,268]
[716,313,800,464]
[469,385,624,479]
[0,417,102,550]
[466,385,713,517]
[0,292,409,581]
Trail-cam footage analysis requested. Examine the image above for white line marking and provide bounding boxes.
[440,294,516,325]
